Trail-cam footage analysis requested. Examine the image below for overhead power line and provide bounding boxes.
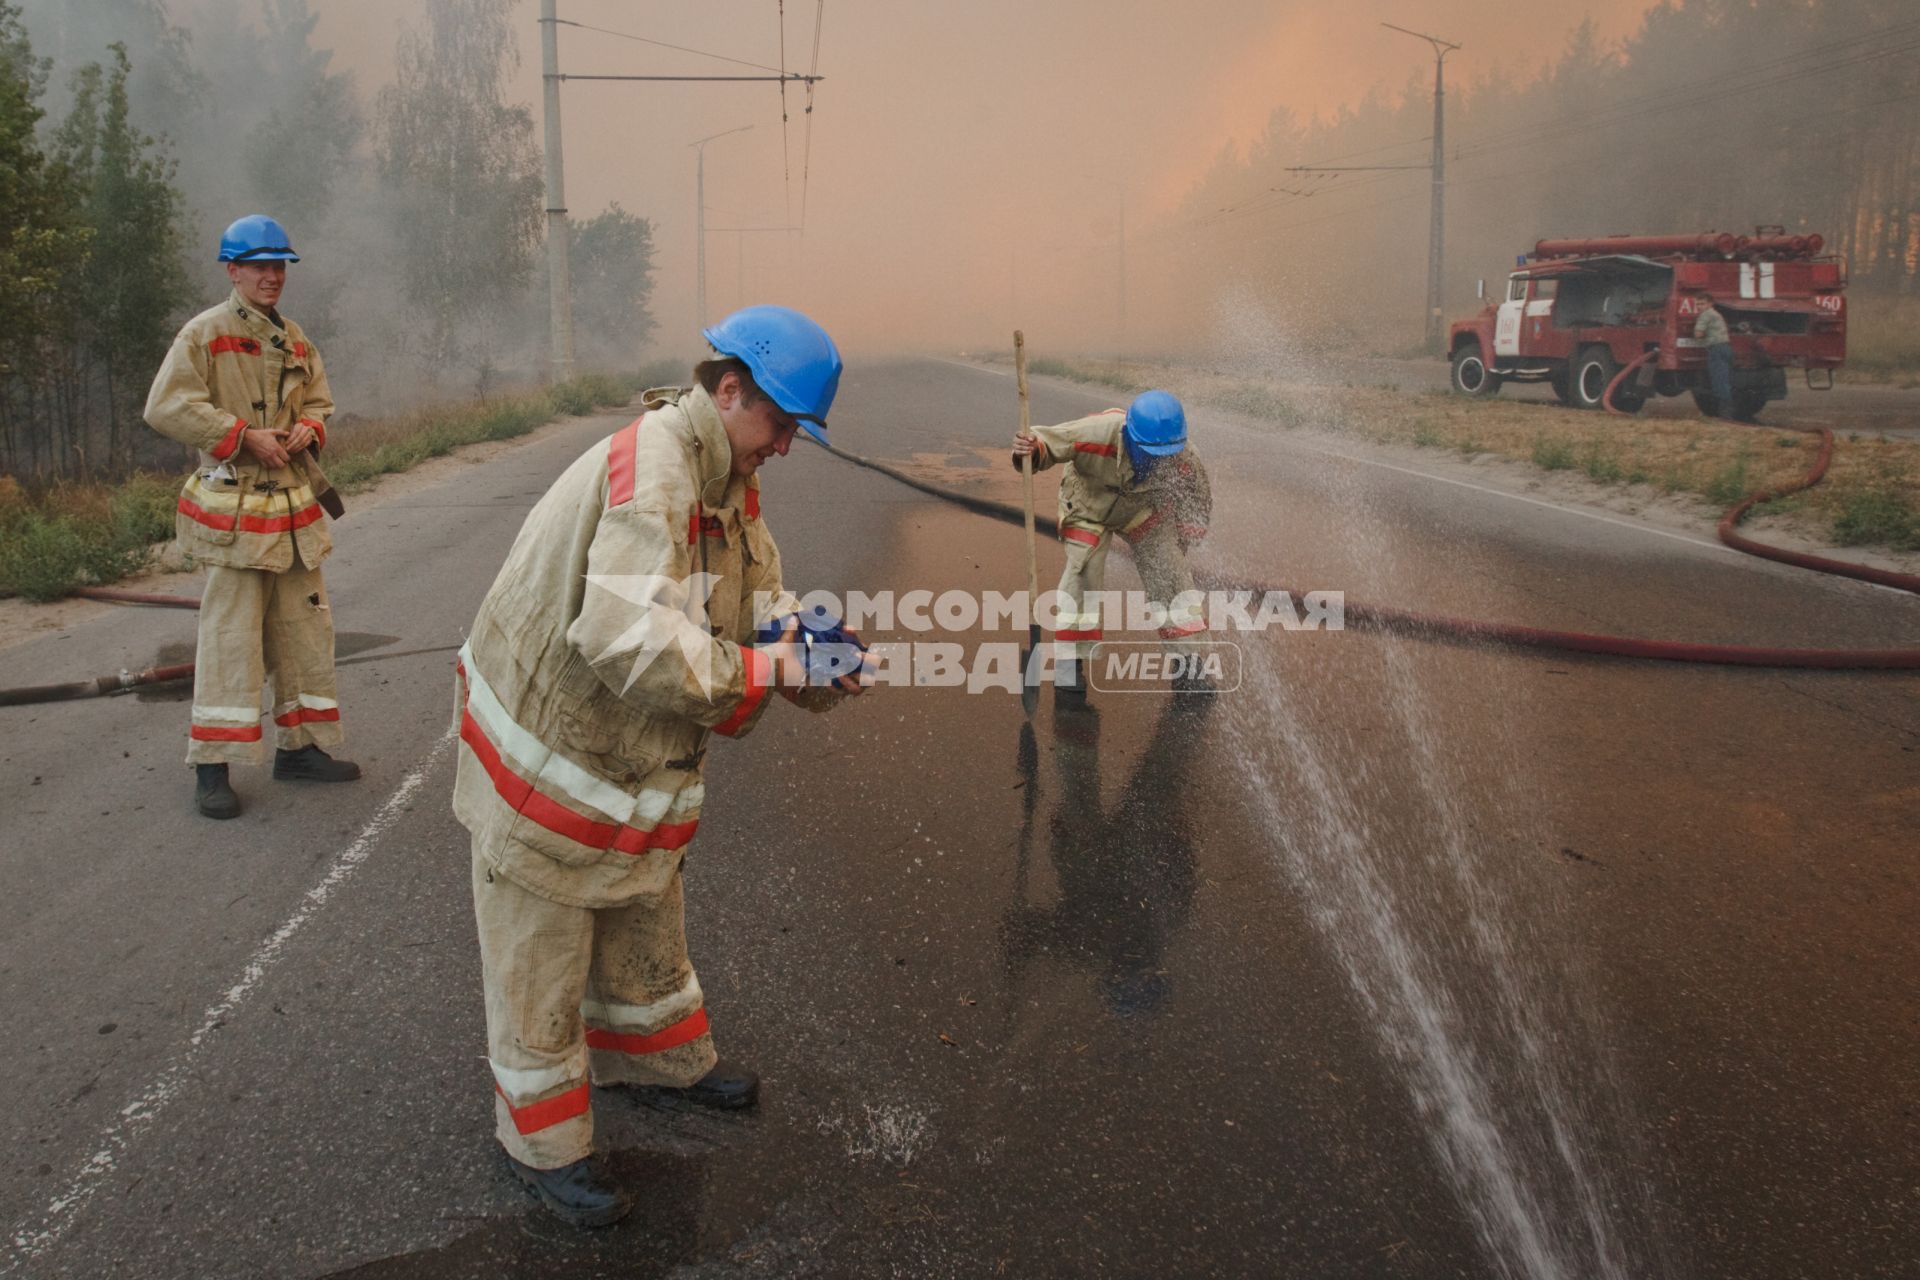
[538,5,829,377]
[550,18,783,74]
[557,73,822,83]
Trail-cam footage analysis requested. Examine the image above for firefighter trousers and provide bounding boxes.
[186,560,343,765]
[1052,522,1207,664]
[473,848,718,1169]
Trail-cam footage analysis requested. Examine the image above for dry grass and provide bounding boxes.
[0,366,673,600]
[1029,356,1920,553]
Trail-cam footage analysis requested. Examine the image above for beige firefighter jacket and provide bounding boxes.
[144,288,337,571]
[454,385,802,909]
[1024,409,1212,547]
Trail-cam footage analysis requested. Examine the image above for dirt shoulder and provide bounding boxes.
[0,405,626,658]
[983,355,1920,576]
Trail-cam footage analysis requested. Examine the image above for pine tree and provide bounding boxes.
[54,43,188,474]
[0,0,88,479]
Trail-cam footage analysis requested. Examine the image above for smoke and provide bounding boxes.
[24,0,1905,394]
[283,0,1663,367]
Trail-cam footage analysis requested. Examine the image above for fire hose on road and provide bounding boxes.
[815,437,1920,671]
[0,644,462,708]
[2,420,1916,709]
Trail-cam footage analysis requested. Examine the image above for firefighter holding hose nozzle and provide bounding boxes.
[452,305,869,1227]
[1012,390,1214,702]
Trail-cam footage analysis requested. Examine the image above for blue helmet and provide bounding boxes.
[218,214,300,263]
[703,304,842,444]
[1123,390,1187,466]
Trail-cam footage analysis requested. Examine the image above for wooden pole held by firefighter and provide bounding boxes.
[1016,331,1040,711]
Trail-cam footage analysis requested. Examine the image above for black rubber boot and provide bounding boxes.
[272,745,362,783]
[639,1060,761,1111]
[1171,672,1218,695]
[194,764,242,820]
[1054,659,1088,708]
[504,1152,633,1228]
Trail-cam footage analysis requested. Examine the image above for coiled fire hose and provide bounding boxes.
[1602,353,1919,595]
[3,422,1916,709]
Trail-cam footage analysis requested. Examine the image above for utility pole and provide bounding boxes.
[1288,25,1459,353]
[690,125,755,329]
[1383,22,1460,354]
[538,0,574,383]
[535,8,821,374]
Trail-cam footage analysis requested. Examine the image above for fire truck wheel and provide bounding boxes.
[1730,390,1768,422]
[1450,344,1499,397]
[1691,389,1720,417]
[1570,348,1617,411]
[1549,368,1572,404]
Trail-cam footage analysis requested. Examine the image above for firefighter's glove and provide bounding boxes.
[756,607,872,703]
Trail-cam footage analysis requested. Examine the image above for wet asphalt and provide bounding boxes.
[1,358,1917,1278]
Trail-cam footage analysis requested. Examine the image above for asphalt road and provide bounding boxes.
[1,358,1916,1278]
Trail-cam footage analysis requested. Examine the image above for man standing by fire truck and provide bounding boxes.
[145,214,359,820]
[1694,289,1735,417]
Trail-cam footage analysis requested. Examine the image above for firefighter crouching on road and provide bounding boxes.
[454,305,869,1227]
[144,215,360,820]
[1012,390,1214,701]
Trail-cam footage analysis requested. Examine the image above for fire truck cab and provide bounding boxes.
[1447,231,1846,421]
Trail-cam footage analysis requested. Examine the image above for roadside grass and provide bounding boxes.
[0,473,178,602]
[1027,356,1148,398]
[1704,449,1754,505]
[1834,490,1919,549]
[1022,354,1920,556]
[1531,437,1576,471]
[1580,441,1625,484]
[0,366,671,601]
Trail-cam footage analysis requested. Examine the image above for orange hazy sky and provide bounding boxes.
[296,0,1664,349]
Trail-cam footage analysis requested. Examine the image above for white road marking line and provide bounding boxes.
[932,356,1010,378]
[5,734,455,1270]
[1303,448,1734,554]
[1289,449,1912,597]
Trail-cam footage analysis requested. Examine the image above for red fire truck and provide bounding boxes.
[1446,231,1846,421]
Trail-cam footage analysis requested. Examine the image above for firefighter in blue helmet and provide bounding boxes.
[454,304,867,1228]
[1013,389,1214,699]
[144,215,360,819]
